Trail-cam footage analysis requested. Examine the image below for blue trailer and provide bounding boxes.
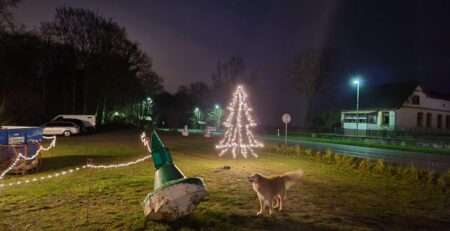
[0,126,44,174]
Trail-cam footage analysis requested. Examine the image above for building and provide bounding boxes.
[341,81,450,135]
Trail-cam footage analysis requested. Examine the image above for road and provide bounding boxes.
[260,136,450,172]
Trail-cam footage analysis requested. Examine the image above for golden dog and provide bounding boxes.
[247,170,303,215]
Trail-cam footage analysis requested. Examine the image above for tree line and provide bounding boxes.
[1,1,340,130]
[0,3,162,125]
[154,55,258,129]
[0,2,260,129]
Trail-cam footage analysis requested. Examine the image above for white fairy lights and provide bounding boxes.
[86,155,152,169]
[0,133,153,189]
[141,132,152,154]
[1,166,82,188]
[0,136,56,180]
[216,85,263,158]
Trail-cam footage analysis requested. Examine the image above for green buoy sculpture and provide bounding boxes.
[143,131,207,221]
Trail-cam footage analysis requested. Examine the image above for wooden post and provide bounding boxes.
[86,159,93,223]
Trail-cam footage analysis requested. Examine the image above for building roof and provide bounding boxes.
[429,91,450,101]
[342,81,421,111]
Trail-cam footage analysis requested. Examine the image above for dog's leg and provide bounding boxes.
[256,195,263,215]
[273,197,279,209]
[279,195,284,211]
[268,199,273,216]
[279,190,286,211]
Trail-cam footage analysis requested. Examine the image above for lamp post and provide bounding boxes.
[353,79,360,135]
[194,107,201,129]
[214,104,222,128]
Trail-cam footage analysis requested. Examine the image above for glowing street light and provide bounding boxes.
[352,77,362,134]
[214,104,223,128]
[193,107,202,128]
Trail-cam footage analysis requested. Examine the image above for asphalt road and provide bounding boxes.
[260,136,450,172]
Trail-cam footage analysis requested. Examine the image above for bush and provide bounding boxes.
[295,145,301,155]
[436,170,450,192]
[426,171,438,185]
[304,149,313,158]
[359,159,373,173]
[324,149,334,163]
[374,159,385,174]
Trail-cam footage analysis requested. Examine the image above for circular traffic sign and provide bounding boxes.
[282,114,291,124]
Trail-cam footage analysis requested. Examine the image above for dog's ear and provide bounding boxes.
[253,173,261,182]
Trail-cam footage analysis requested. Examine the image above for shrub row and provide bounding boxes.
[263,143,450,193]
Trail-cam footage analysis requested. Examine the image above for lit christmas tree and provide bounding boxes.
[216,85,263,158]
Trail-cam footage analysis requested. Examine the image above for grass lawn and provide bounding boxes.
[280,135,450,155]
[0,130,449,230]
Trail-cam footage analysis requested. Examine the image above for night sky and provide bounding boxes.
[12,0,450,126]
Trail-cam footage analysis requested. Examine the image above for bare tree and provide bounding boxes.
[188,81,210,108]
[42,7,127,114]
[42,6,162,125]
[290,48,336,128]
[211,56,244,90]
[0,0,20,33]
[211,55,259,104]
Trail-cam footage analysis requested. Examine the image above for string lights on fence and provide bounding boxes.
[0,136,57,180]
[21,136,57,160]
[86,155,152,169]
[0,132,152,189]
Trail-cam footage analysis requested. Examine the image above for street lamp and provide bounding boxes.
[194,107,201,129]
[352,78,361,135]
[214,104,222,128]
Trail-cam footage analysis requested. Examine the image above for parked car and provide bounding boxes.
[52,118,87,133]
[52,115,96,129]
[41,121,81,137]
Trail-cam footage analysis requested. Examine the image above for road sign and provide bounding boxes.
[282,114,291,145]
[282,114,291,124]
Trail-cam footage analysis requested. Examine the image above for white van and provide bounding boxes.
[52,115,96,128]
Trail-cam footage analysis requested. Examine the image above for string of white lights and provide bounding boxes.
[86,155,152,169]
[20,136,57,160]
[0,133,152,189]
[141,132,152,154]
[0,166,83,188]
[216,85,263,158]
[0,136,56,180]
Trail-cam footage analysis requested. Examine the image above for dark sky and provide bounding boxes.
[12,0,450,127]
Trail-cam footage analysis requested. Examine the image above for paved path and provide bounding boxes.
[260,136,450,172]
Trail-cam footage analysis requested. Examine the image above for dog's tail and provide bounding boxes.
[283,169,303,190]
